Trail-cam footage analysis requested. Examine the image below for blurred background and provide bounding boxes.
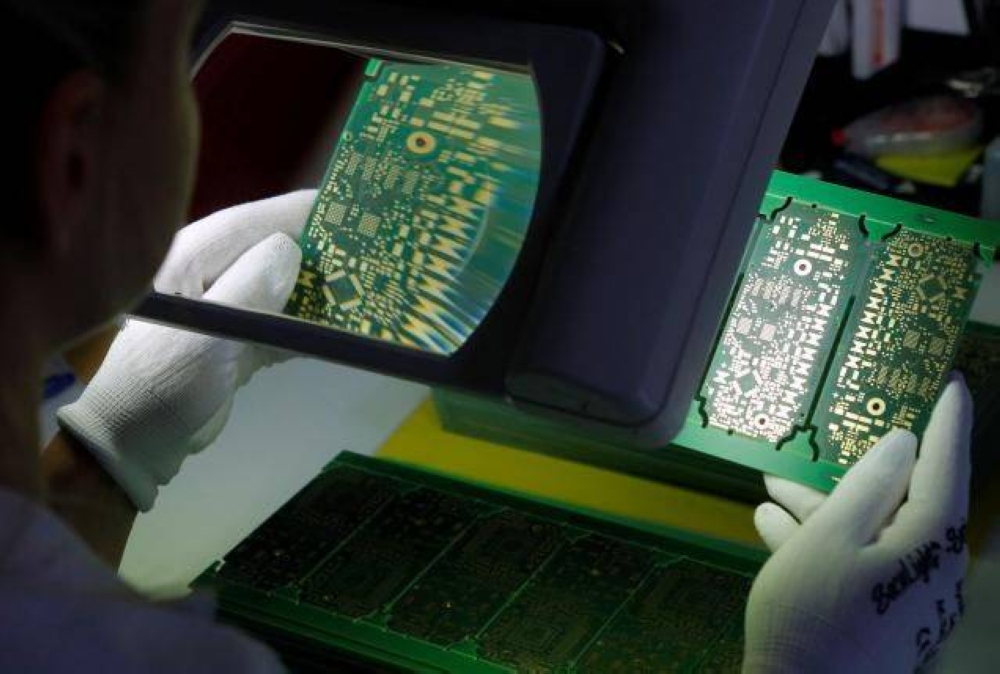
[781,0,1000,218]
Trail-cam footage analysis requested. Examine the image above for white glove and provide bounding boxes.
[744,374,972,673]
[57,191,316,512]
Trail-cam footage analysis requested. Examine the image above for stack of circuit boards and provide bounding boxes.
[437,171,1000,493]
[196,452,763,673]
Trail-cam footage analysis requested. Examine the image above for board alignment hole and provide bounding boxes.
[866,398,886,417]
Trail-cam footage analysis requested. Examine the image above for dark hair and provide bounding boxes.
[2,0,148,240]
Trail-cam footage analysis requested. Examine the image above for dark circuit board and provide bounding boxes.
[674,171,1000,490]
[285,57,541,355]
[195,452,764,673]
[953,321,1000,452]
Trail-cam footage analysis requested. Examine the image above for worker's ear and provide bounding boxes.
[33,70,108,262]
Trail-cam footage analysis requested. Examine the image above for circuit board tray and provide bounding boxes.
[196,452,764,673]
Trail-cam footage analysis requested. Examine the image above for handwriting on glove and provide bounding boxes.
[745,375,972,673]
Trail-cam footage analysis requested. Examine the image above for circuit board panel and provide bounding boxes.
[814,229,977,464]
[219,466,397,591]
[285,58,541,355]
[702,203,864,442]
[300,488,486,619]
[197,452,763,673]
[698,198,980,469]
[576,561,750,673]
[387,510,566,645]
[478,534,657,671]
[675,171,997,490]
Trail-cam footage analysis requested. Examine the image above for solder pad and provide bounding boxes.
[285,58,541,354]
[676,171,998,490]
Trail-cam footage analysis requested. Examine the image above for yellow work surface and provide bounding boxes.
[378,399,764,549]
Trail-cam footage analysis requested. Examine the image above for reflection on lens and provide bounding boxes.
[285,57,541,354]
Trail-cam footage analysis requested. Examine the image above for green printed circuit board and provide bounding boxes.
[197,452,763,673]
[285,58,541,355]
[676,171,999,489]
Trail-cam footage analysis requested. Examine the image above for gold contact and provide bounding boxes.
[406,131,437,155]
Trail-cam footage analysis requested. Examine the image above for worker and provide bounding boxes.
[0,1,972,672]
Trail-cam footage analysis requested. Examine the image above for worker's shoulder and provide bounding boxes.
[0,487,283,673]
[0,587,282,672]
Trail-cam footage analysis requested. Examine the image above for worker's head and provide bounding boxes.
[1,0,203,353]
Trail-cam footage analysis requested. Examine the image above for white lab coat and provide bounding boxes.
[0,488,283,672]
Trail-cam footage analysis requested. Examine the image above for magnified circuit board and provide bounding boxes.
[676,171,998,489]
[285,57,542,354]
[198,452,762,673]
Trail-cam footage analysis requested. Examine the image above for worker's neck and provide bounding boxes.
[0,328,44,500]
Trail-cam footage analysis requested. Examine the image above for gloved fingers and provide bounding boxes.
[155,190,316,296]
[202,232,303,313]
[763,474,827,523]
[881,375,972,547]
[906,375,972,520]
[236,345,298,389]
[754,502,800,552]
[804,428,917,546]
[184,395,236,457]
[253,345,297,370]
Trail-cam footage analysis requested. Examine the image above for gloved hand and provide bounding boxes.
[57,191,316,512]
[744,374,972,674]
